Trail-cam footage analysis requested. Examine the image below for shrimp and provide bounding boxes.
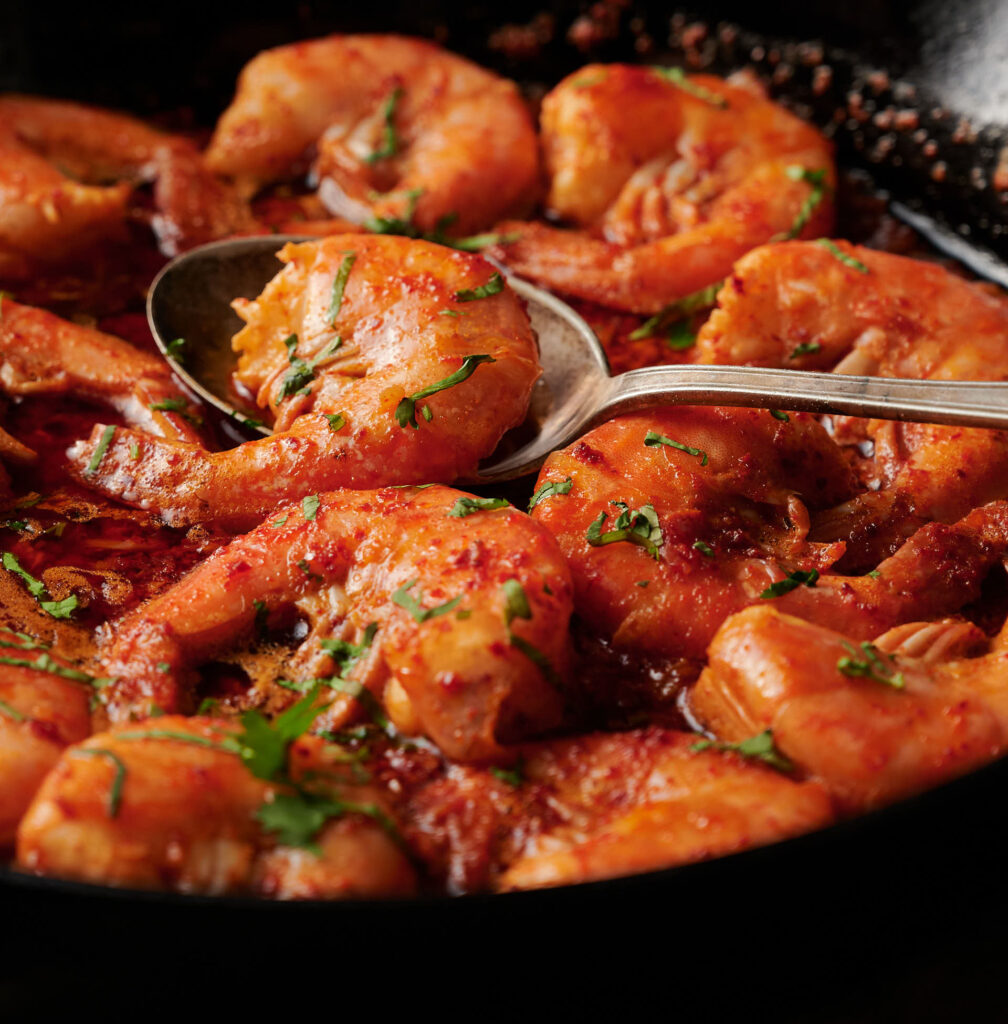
[0,639,91,846]
[489,65,834,313]
[494,728,833,891]
[691,605,1008,812]
[95,485,572,763]
[529,409,1008,668]
[16,716,416,897]
[695,239,1008,568]
[0,298,204,454]
[0,95,255,276]
[205,34,540,236]
[67,236,541,529]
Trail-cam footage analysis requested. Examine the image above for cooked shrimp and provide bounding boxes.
[0,95,255,276]
[489,65,834,312]
[530,409,1008,665]
[494,727,833,890]
[96,485,572,762]
[0,639,91,845]
[16,716,415,897]
[67,236,540,529]
[0,298,204,452]
[691,605,1008,812]
[205,34,539,236]
[695,239,1008,567]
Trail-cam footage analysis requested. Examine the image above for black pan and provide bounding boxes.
[2,1,1006,1016]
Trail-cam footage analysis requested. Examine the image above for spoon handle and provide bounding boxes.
[595,365,1008,430]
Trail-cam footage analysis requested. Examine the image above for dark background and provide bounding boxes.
[2,2,1008,1017]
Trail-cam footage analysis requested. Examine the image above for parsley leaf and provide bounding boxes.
[837,640,905,689]
[320,623,378,676]
[327,252,356,324]
[363,86,403,165]
[644,430,709,466]
[395,354,495,429]
[629,282,723,341]
[759,568,820,599]
[448,496,509,518]
[815,238,870,273]
[586,502,663,560]
[2,552,77,619]
[454,272,504,302]
[691,729,793,772]
[789,341,822,359]
[652,65,729,107]
[502,579,531,627]
[528,477,573,512]
[391,579,462,622]
[302,494,320,521]
[325,412,346,432]
[85,424,116,474]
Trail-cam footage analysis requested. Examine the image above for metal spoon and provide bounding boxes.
[148,234,1008,484]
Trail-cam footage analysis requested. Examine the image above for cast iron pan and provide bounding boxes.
[2,1,1007,1016]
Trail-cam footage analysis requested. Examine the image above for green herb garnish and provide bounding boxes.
[644,430,709,466]
[815,238,870,273]
[320,623,379,676]
[769,410,790,422]
[302,494,320,521]
[691,730,793,772]
[2,552,77,619]
[586,501,663,561]
[327,252,356,324]
[693,540,715,558]
[325,413,346,432]
[490,757,525,788]
[363,87,403,165]
[779,166,831,240]
[149,398,202,426]
[448,496,509,518]
[652,65,729,108]
[391,579,462,623]
[788,341,822,359]
[629,282,723,341]
[759,568,820,599]
[837,640,905,689]
[85,424,116,474]
[165,337,186,363]
[395,354,494,429]
[528,477,573,512]
[454,272,504,302]
[71,748,127,816]
[502,579,532,627]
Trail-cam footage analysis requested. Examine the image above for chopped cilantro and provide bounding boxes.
[320,623,379,676]
[652,65,729,107]
[448,496,509,518]
[644,430,709,466]
[363,86,403,165]
[327,252,356,325]
[391,579,462,623]
[528,477,573,512]
[837,640,905,689]
[85,424,116,474]
[586,502,663,560]
[691,730,793,772]
[395,354,495,429]
[302,494,320,521]
[759,568,820,599]
[325,413,346,432]
[71,748,127,816]
[789,341,822,359]
[454,272,504,302]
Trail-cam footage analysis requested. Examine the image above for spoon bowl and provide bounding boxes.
[148,235,1008,484]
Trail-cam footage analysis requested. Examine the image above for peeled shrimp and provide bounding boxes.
[0,639,91,845]
[205,34,540,236]
[0,96,254,275]
[691,605,1008,812]
[495,727,833,891]
[16,716,415,897]
[68,235,540,529]
[96,485,572,762]
[490,65,834,312]
[695,239,1008,567]
[530,409,1008,664]
[0,298,203,453]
